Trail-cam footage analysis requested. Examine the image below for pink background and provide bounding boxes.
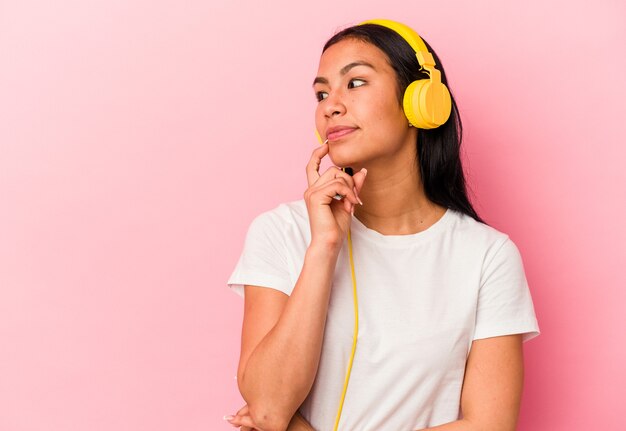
[1,0,624,430]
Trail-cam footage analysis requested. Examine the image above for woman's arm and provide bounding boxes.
[233,145,366,431]
[417,334,524,431]
[236,243,340,431]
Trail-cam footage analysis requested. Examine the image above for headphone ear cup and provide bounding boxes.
[403,79,452,129]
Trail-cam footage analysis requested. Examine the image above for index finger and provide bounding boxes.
[306,141,329,186]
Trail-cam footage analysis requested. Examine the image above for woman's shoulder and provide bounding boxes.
[443,210,526,271]
[248,198,309,232]
[446,208,512,249]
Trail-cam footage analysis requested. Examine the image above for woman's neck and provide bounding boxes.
[352,162,446,236]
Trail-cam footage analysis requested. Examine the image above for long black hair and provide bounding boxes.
[323,23,485,224]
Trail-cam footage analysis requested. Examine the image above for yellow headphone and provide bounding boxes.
[314,19,449,430]
[361,18,452,129]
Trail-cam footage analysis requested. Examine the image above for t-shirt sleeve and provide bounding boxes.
[227,211,293,298]
[473,237,540,343]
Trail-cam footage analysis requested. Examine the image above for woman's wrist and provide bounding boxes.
[308,239,342,260]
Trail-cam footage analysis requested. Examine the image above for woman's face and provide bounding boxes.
[313,38,415,169]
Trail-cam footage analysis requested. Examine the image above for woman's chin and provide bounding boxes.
[329,158,354,170]
[328,149,359,170]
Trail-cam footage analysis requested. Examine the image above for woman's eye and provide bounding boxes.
[348,79,366,89]
[316,91,328,102]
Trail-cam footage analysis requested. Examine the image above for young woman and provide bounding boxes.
[225,19,539,431]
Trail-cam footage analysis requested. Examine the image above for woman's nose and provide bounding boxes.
[323,92,347,118]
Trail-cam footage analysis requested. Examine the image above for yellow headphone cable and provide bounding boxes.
[332,227,358,431]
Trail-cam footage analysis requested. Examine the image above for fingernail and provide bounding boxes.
[351,205,355,215]
[354,187,363,205]
[223,415,234,421]
[361,168,367,177]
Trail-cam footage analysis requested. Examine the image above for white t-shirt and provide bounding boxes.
[227,199,540,431]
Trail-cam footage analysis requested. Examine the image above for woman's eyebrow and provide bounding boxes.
[312,61,376,86]
[340,61,376,75]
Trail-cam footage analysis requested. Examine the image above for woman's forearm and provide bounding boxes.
[239,243,339,431]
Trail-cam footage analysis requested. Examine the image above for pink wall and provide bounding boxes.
[1,0,624,430]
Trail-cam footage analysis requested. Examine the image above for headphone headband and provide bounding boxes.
[359,19,438,77]
[360,19,429,60]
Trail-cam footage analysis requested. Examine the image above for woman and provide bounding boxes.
[225,19,539,431]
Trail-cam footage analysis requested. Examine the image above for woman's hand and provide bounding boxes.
[224,404,260,430]
[225,404,316,430]
[305,142,367,250]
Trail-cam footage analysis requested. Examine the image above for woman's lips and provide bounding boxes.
[327,127,357,141]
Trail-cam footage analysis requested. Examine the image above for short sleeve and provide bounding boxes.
[473,237,540,343]
[227,212,292,298]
